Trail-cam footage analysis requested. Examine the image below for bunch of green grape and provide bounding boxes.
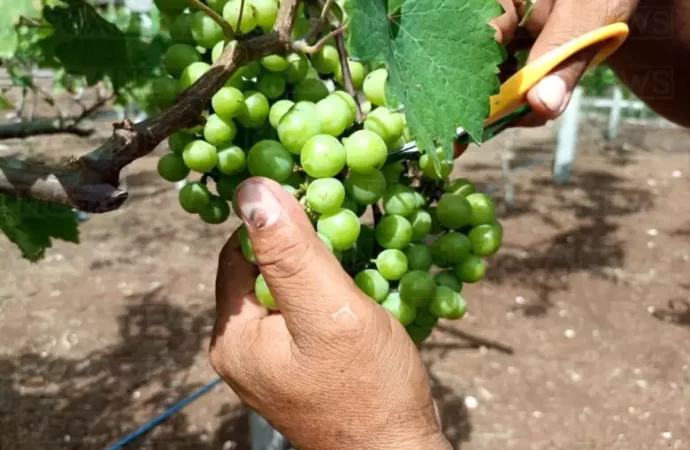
[154,0,504,345]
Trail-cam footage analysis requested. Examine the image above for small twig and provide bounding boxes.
[293,25,346,54]
[186,0,235,40]
[334,34,363,122]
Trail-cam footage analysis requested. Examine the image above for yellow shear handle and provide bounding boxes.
[489,22,630,120]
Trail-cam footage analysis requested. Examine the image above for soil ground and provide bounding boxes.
[0,112,689,450]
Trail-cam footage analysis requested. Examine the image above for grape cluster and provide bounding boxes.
[154,0,504,345]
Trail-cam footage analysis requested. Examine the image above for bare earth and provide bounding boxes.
[0,115,689,450]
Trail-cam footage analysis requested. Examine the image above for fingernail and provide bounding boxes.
[235,181,282,229]
[536,75,567,112]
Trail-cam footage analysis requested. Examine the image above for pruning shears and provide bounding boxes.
[390,22,630,161]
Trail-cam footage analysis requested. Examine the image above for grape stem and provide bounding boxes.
[293,25,347,54]
[186,0,236,41]
[334,33,364,122]
[236,0,246,37]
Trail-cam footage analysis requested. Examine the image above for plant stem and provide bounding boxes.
[186,0,235,41]
[293,25,347,54]
[334,33,363,122]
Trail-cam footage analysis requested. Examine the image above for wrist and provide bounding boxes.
[371,431,451,450]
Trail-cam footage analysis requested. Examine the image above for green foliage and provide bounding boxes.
[0,0,42,58]
[346,0,505,171]
[0,193,80,262]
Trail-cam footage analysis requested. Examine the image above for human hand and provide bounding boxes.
[210,177,450,450]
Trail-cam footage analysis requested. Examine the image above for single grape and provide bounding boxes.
[453,254,486,283]
[241,61,262,79]
[306,178,345,214]
[399,270,436,308]
[168,132,192,155]
[276,109,322,154]
[151,77,182,108]
[381,162,404,185]
[332,91,358,120]
[204,114,237,147]
[255,274,278,310]
[247,0,279,31]
[223,0,258,34]
[445,178,475,197]
[246,140,294,182]
[354,269,390,303]
[375,249,409,281]
[317,232,334,253]
[317,208,361,251]
[466,193,497,226]
[200,196,231,224]
[344,170,387,205]
[301,135,347,178]
[216,173,246,200]
[436,193,472,230]
[316,95,354,137]
[468,223,503,257]
[216,145,246,175]
[381,292,416,326]
[344,130,388,174]
[382,184,417,216]
[158,153,190,182]
[260,54,290,72]
[429,286,467,320]
[364,107,405,146]
[211,40,225,64]
[431,232,472,265]
[419,149,453,180]
[376,215,413,250]
[190,11,224,48]
[293,78,329,103]
[285,53,310,83]
[164,44,202,78]
[407,209,432,241]
[404,243,433,272]
[183,140,218,173]
[257,72,286,100]
[413,192,426,209]
[428,206,443,235]
[238,224,256,263]
[179,182,211,213]
[155,0,188,14]
[225,71,246,90]
[363,68,388,106]
[293,101,318,115]
[341,196,367,217]
[434,271,463,292]
[406,325,433,345]
[414,308,439,329]
[237,91,270,128]
[212,87,245,121]
[268,99,295,129]
[180,62,211,89]
[170,12,195,44]
[311,45,339,74]
[334,60,366,90]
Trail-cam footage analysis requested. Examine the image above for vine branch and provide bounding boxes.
[186,0,235,41]
[293,25,347,55]
[0,0,302,213]
[335,34,363,122]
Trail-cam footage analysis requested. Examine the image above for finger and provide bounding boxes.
[490,0,520,44]
[234,177,375,343]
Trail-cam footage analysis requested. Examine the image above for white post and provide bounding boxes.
[553,86,584,184]
[606,86,622,140]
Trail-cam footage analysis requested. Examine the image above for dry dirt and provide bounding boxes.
[0,115,689,450]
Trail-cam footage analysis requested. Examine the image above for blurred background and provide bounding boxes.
[0,1,688,449]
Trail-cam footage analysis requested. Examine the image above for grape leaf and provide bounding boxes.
[0,0,41,59]
[346,0,505,168]
[0,193,80,262]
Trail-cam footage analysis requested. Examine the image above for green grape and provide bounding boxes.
[382,184,417,216]
[151,77,182,108]
[419,149,454,180]
[170,13,195,44]
[406,209,432,241]
[311,45,339,74]
[428,206,443,235]
[468,223,503,257]
[164,44,202,78]
[179,182,211,213]
[334,60,366,90]
[207,0,229,13]
[238,224,256,263]
[354,269,390,303]
[317,232,334,252]
[317,208,361,251]
[183,140,218,173]
[388,136,406,152]
[344,130,388,174]
[212,87,245,121]
[293,78,329,103]
[429,286,467,320]
[225,71,246,90]
[283,171,303,189]
[344,170,387,205]
[431,232,472,266]
[316,95,354,137]
[404,243,433,272]
[168,132,193,155]
[363,68,388,106]
[241,61,262,79]
[291,14,310,40]
[406,325,433,345]
[466,193,497,226]
[200,196,231,224]
[269,99,295,129]
[203,114,237,147]
[436,193,472,229]
[376,215,413,250]
[341,196,367,217]
[277,109,322,154]
[257,72,286,99]
[255,274,278,310]
[375,249,409,281]
[211,40,225,64]
[332,91,357,119]
[180,62,211,89]
[284,53,310,83]
[217,145,246,175]
[364,107,405,146]
[399,270,436,308]
[446,178,475,197]
[453,254,486,283]
[223,0,258,34]
[301,135,347,178]
[260,54,289,73]
[247,140,294,182]
[216,173,246,200]
[381,292,416,326]
[155,0,188,14]
[381,162,404,185]
[293,101,318,115]
[237,91,270,128]
[190,11,224,48]
[414,308,439,328]
[158,153,190,182]
[413,192,426,209]
[306,178,345,214]
[248,0,279,31]
[434,271,463,292]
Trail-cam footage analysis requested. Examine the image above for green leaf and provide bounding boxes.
[0,193,80,262]
[0,0,41,59]
[346,0,505,166]
[0,93,14,110]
